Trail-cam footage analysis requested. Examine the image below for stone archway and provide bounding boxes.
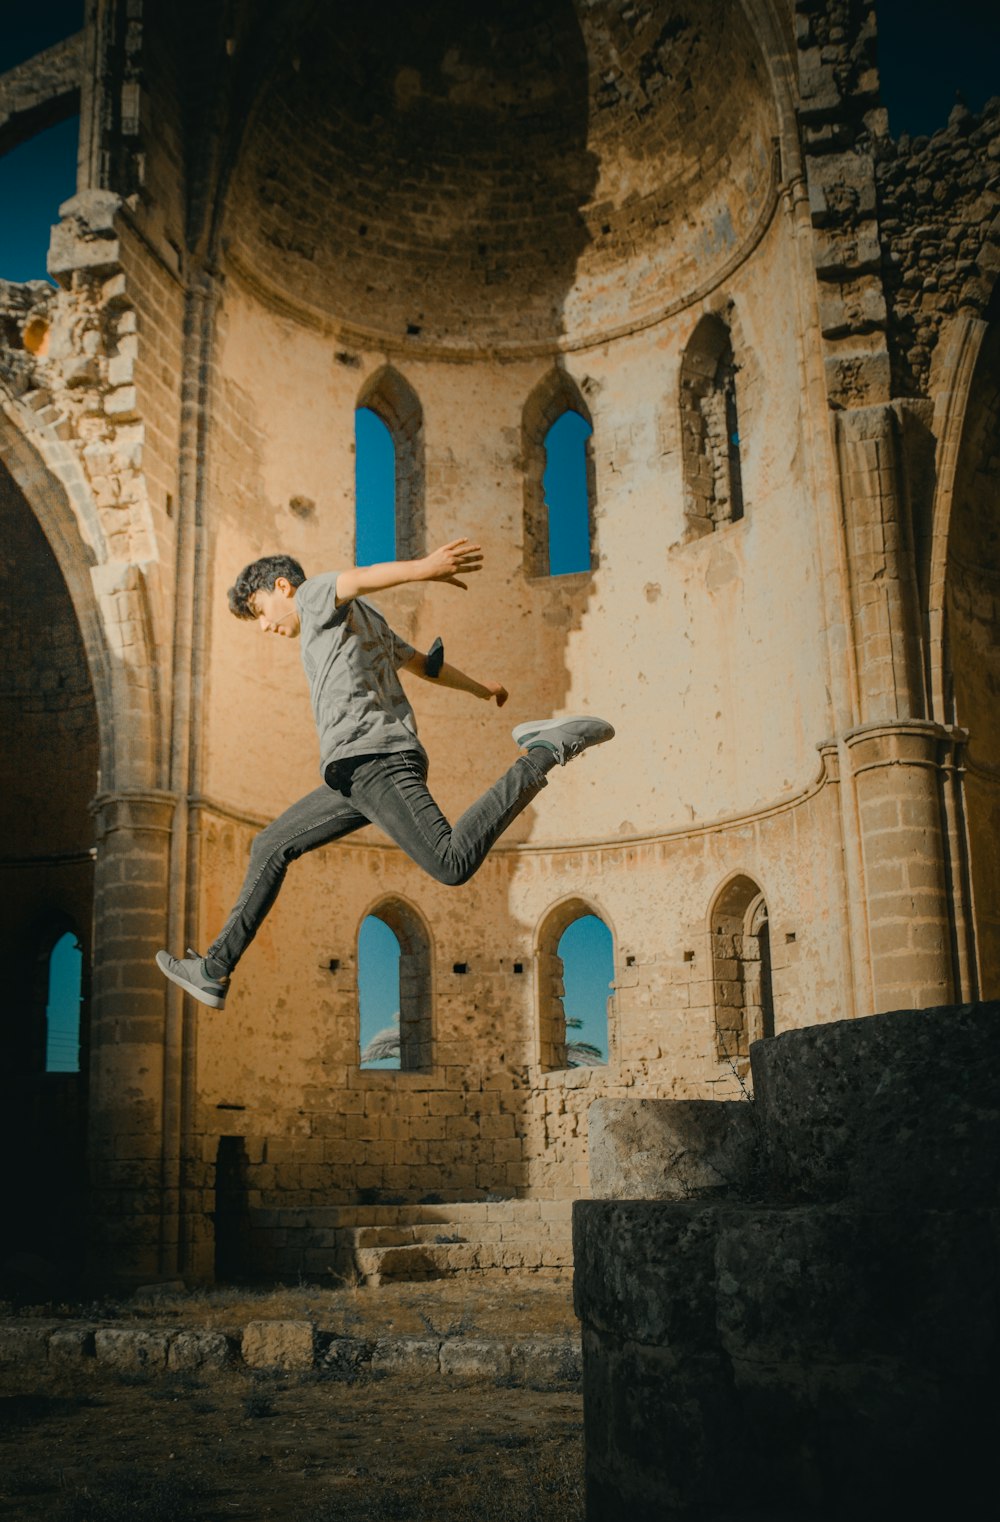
[0,457,98,1289]
[0,415,177,1286]
[939,315,1000,995]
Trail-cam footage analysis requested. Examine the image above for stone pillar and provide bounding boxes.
[836,404,927,724]
[845,722,954,1012]
[88,790,176,1285]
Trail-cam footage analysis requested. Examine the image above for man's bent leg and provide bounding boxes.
[348,750,549,887]
[204,784,367,973]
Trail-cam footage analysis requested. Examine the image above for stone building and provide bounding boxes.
[0,0,997,1287]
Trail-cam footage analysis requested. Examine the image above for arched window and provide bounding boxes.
[537,899,614,1071]
[680,312,745,535]
[710,875,774,1064]
[358,900,432,1071]
[45,929,82,1073]
[522,370,595,578]
[355,366,425,564]
[354,408,396,565]
[544,410,594,575]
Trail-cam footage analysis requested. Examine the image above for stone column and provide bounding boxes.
[845,722,954,1012]
[836,404,927,725]
[88,789,176,1285]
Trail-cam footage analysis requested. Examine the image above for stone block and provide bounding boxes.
[807,151,877,226]
[0,1324,55,1364]
[439,1338,510,1378]
[241,1319,315,1370]
[588,1098,757,1200]
[370,1336,440,1374]
[322,1336,375,1377]
[750,1001,1000,1207]
[167,1331,230,1372]
[823,348,891,407]
[509,1336,582,1386]
[572,1201,724,1350]
[48,1326,94,1364]
[47,192,122,281]
[94,1328,171,1370]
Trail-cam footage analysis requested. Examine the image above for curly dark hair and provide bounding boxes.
[227,554,306,619]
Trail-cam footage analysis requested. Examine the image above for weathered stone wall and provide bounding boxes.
[878,100,1000,399]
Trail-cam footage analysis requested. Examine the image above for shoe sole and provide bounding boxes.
[155,950,227,1010]
[512,716,616,753]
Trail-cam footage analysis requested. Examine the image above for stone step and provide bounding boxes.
[354,1243,477,1283]
[352,1235,573,1285]
[257,1199,574,1281]
[351,1224,469,1248]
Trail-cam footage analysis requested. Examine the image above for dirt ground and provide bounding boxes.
[0,1276,585,1522]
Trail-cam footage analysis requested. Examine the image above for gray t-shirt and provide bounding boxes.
[296,572,423,776]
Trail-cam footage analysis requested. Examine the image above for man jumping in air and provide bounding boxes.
[156,538,614,1010]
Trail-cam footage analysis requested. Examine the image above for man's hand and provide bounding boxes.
[483,682,509,708]
[418,539,484,590]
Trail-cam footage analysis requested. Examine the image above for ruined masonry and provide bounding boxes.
[575,1000,1000,1518]
[0,0,998,1288]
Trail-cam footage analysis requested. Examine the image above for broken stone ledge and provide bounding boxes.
[0,1319,580,1385]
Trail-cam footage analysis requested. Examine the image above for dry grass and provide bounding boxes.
[7,1272,577,1343]
[0,1363,584,1521]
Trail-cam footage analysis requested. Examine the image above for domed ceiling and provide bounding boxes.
[221,0,779,352]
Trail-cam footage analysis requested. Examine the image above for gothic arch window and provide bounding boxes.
[536,898,614,1071]
[680,312,745,535]
[45,929,83,1074]
[710,874,774,1064]
[522,370,595,578]
[357,898,432,1072]
[355,366,425,563]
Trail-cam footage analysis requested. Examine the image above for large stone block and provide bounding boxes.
[0,1324,55,1364]
[241,1320,315,1370]
[48,1326,94,1365]
[439,1338,510,1378]
[509,1336,582,1387]
[588,1098,756,1200]
[370,1337,440,1374]
[167,1331,230,1372]
[576,1197,999,1519]
[94,1328,171,1370]
[47,191,122,281]
[572,1201,725,1352]
[750,1001,1000,1206]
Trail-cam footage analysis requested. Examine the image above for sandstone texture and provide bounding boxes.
[241,1319,315,1371]
[588,1098,757,1200]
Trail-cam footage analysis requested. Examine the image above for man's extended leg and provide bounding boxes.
[156,784,367,1006]
[346,716,613,887]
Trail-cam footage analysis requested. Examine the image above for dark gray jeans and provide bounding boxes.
[206,749,548,973]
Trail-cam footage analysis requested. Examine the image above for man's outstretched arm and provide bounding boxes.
[400,651,508,708]
[336,539,483,604]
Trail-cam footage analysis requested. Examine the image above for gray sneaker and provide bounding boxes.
[512,715,615,766]
[156,948,229,1009]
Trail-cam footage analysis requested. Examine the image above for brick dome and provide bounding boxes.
[222,0,779,353]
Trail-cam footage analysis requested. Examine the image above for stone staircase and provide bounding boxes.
[251,1199,574,1285]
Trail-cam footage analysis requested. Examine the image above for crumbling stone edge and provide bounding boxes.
[0,1320,581,1386]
